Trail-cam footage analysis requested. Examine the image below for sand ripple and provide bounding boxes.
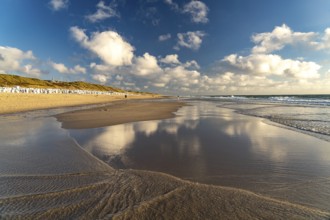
[1,170,328,219]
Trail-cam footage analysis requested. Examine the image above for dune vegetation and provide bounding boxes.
[0,73,125,93]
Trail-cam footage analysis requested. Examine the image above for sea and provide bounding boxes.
[193,94,330,141]
[0,95,330,218]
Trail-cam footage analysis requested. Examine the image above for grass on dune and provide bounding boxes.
[0,73,125,92]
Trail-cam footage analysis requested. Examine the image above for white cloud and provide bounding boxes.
[50,62,67,73]
[183,0,209,24]
[164,0,179,10]
[165,0,209,24]
[66,23,330,95]
[92,74,109,84]
[200,72,280,92]
[22,65,43,77]
[89,62,115,73]
[160,54,180,64]
[252,24,317,54]
[175,31,205,50]
[0,46,42,76]
[196,69,327,95]
[158,33,172,41]
[70,26,135,67]
[223,53,321,79]
[313,28,330,50]
[252,24,330,53]
[133,53,162,76]
[163,65,200,87]
[49,0,68,11]
[72,65,86,74]
[86,1,118,23]
[0,46,35,71]
[50,61,86,74]
[184,60,200,69]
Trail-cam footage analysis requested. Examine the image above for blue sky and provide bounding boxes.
[1,0,330,95]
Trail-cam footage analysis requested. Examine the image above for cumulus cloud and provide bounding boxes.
[162,65,200,88]
[199,72,329,95]
[50,61,86,74]
[194,24,330,94]
[252,24,317,54]
[86,1,119,23]
[22,65,44,77]
[175,31,205,50]
[183,0,209,24]
[132,53,162,76]
[92,74,109,84]
[313,28,330,50]
[184,60,200,69]
[0,46,34,71]
[70,26,135,67]
[68,23,329,95]
[49,0,68,11]
[89,62,115,73]
[223,53,321,79]
[0,46,43,76]
[164,0,209,24]
[158,33,172,41]
[160,54,180,64]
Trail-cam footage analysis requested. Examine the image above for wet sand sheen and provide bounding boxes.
[56,101,186,129]
[0,100,329,219]
[1,170,328,219]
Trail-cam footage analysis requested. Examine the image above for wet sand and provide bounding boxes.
[1,101,329,219]
[0,93,160,115]
[2,170,328,219]
[56,101,186,129]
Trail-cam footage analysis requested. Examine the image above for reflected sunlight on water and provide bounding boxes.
[69,101,330,211]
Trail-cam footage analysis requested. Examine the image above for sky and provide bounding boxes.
[1,0,330,95]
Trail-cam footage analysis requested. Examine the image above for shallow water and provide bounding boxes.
[214,98,330,141]
[69,101,330,211]
[1,101,330,219]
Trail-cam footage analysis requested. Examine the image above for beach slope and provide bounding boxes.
[0,93,160,115]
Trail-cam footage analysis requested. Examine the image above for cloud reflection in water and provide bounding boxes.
[68,101,330,211]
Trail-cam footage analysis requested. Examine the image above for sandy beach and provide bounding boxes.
[0,93,161,115]
[1,97,330,219]
[56,101,186,129]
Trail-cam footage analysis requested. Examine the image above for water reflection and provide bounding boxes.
[0,115,110,176]
[69,101,330,211]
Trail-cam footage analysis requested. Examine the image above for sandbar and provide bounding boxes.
[0,93,161,115]
[56,101,185,129]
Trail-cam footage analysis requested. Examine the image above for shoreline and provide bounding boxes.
[0,93,163,115]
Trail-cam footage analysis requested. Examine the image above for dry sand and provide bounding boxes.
[56,101,186,129]
[0,93,161,115]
